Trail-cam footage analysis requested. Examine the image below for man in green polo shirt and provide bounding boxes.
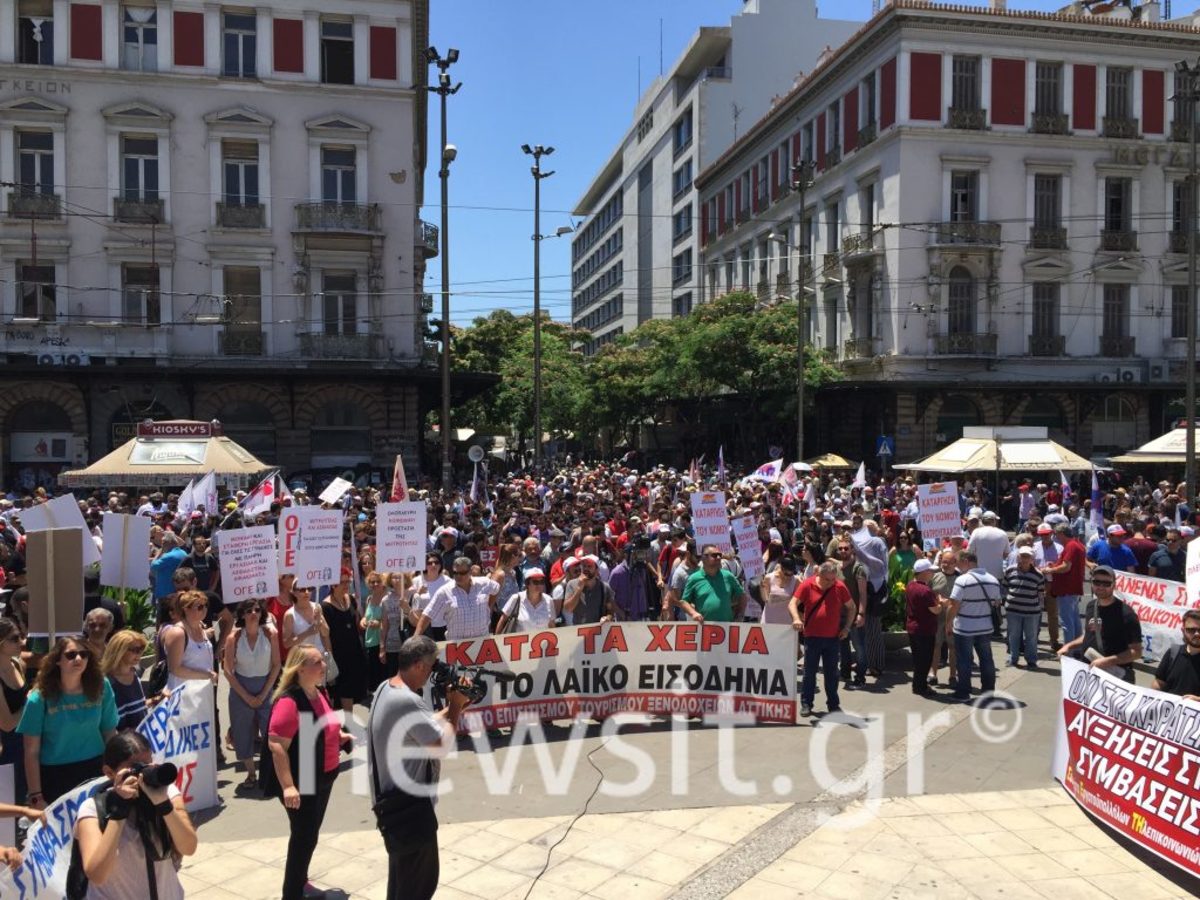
[679,544,744,623]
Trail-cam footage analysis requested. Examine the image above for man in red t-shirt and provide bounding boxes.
[1043,523,1085,650]
[793,561,855,717]
[905,559,946,697]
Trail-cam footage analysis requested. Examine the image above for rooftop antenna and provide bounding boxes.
[732,102,743,141]
[659,18,664,76]
[872,0,881,12]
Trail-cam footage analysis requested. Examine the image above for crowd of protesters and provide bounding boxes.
[0,463,1194,893]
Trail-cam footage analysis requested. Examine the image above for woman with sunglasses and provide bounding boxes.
[101,630,152,732]
[17,636,117,807]
[0,619,30,802]
[761,557,802,627]
[224,599,280,792]
[361,571,387,691]
[162,590,217,693]
[410,555,450,641]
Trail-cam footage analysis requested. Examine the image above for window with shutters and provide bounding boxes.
[122,264,160,325]
[17,264,55,320]
[672,108,692,156]
[672,249,692,285]
[16,131,53,197]
[1102,284,1129,337]
[825,202,839,251]
[1032,282,1059,338]
[322,271,357,335]
[121,136,159,202]
[860,183,875,233]
[827,103,840,152]
[222,141,259,207]
[1171,284,1190,339]
[18,0,53,64]
[948,267,975,334]
[824,295,838,351]
[320,147,356,204]
[1106,67,1132,119]
[1033,174,1061,229]
[1035,62,1062,116]
[951,56,981,111]
[320,19,354,85]
[222,12,256,78]
[672,160,692,198]
[672,205,692,243]
[861,75,876,126]
[121,6,157,71]
[1104,177,1131,232]
[1172,180,1192,239]
[1173,70,1194,138]
[950,171,978,223]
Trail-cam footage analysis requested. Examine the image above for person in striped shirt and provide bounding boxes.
[1003,547,1045,670]
[948,550,1001,702]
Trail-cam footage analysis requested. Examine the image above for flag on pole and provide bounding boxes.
[1090,469,1105,531]
[688,458,700,484]
[803,480,817,512]
[390,453,408,502]
[749,458,784,482]
[177,478,197,517]
[276,475,293,505]
[717,446,726,484]
[1059,470,1072,504]
[196,471,218,516]
[469,463,482,504]
[241,470,278,518]
[851,461,867,489]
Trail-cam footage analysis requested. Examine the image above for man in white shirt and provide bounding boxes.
[967,511,1010,637]
[415,556,500,641]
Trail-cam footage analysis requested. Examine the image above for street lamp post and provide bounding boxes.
[522,144,555,470]
[1177,58,1199,507]
[791,161,815,460]
[428,46,460,493]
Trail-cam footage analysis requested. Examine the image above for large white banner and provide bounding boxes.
[917,480,961,542]
[730,515,764,582]
[0,775,106,899]
[217,525,280,604]
[376,501,428,572]
[690,491,732,554]
[277,507,343,587]
[440,621,797,731]
[1110,569,1199,662]
[100,512,152,590]
[18,494,100,566]
[1187,537,1200,609]
[138,680,219,812]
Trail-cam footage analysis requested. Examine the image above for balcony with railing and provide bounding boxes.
[932,221,1001,246]
[419,219,439,257]
[1028,226,1067,250]
[1102,116,1139,139]
[857,122,877,148]
[756,280,771,303]
[1171,120,1191,143]
[843,336,877,360]
[842,227,884,264]
[215,202,265,229]
[1099,334,1135,358]
[933,332,997,356]
[775,272,792,296]
[822,251,841,278]
[1100,229,1137,252]
[1031,112,1069,135]
[702,66,732,80]
[299,331,386,360]
[8,192,61,220]
[1028,334,1066,357]
[294,202,382,233]
[114,196,165,224]
[1170,231,1188,254]
[947,107,987,130]
[219,330,264,356]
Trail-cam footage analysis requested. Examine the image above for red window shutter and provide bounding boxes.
[816,113,826,170]
[880,58,897,129]
[369,26,397,80]
[174,11,204,67]
[843,88,858,152]
[70,4,102,60]
[273,18,303,73]
[990,58,1025,126]
[1143,69,1164,134]
[1073,64,1096,130]
[909,52,942,121]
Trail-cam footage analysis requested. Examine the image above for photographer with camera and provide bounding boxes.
[72,731,197,899]
[608,536,663,621]
[368,635,472,900]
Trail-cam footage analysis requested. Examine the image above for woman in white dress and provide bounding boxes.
[760,557,801,626]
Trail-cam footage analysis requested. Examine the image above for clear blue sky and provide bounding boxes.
[425,0,1200,325]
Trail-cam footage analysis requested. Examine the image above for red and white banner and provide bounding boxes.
[1111,570,1199,662]
[1054,657,1200,879]
[439,622,797,731]
[917,480,961,542]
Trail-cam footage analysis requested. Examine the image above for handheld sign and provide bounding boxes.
[100,513,152,590]
[690,491,733,554]
[217,526,279,604]
[26,528,85,653]
[917,481,961,543]
[278,507,343,587]
[731,515,765,581]
[376,501,428,572]
[18,494,100,567]
[319,477,353,506]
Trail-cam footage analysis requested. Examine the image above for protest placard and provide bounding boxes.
[0,776,106,899]
[319,476,353,506]
[26,529,84,649]
[690,491,732,554]
[917,480,961,542]
[376,501,428,571]
[217,525,279,604]
[17,494,100,566]
[1054,658,1200,880]
[278,507,343,587]
[138,681,218,812]
[100,512,152,590]
[731,515,764,582]
[1109,569,1199,662]
[1187,536,1200,607]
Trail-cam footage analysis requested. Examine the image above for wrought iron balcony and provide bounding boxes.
[215,202,265,229]
[219,330,264,356]
[1100,229,1137,252]
[114,196,165,224]
[419,220,439,257]
[934,332,997,356]
[1028,226,1067,250]
[1102,116,1139,139]
[702,66,732,80]
[1031,112,1069,135]
[1099,334,1135,357]
[857,122,877,148]
[775,272,791,295]
[842,228,884,261]
[934,221,1001,246]
[1028,334,1065,357]
[756,280,771,303]
[8,191,61,219]
[843,336,877,359]
[1170,231,1189,254]
[822,251,841,277]
[294,202,382,233]
[299,331,385,360]
[948,107,987,130]
[1171,120,1191,143]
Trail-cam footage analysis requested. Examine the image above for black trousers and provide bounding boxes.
[40,754,103,804]
[909,633,935,693]
[282,776,335,899]
[384,833,440,900]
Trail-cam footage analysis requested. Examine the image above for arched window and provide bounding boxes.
[311,402,370,463]
[1020,396,1065,432]
[936,395,981,444]
[1092,396,1136,453]
[948,266,976,334]
[8,401,74,489]
[218,401,276,461]
[9,401,71,432]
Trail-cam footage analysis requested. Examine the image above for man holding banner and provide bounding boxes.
[1058,565,1142,684]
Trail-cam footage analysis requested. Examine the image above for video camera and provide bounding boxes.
[628,534,653,568]
[429,659,517,709]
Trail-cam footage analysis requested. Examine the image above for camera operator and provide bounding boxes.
[608,536,663,621]
[368,636,471,900]
[73,731,197,898]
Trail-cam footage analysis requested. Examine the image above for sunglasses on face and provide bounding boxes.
[1092,580,1113,588]
[1183,627,1200,636]
[703,552,722,558]
[63,649,90,661]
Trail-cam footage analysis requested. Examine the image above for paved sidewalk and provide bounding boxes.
[179,788,1193,899]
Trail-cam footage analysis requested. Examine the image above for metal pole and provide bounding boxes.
[533,160,542,470]
[439,86,452,494]
[797,178,805,461]
[1188,67,1197,508]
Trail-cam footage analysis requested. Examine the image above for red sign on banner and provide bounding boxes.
[137,420,218,438]
[480,546,499,569]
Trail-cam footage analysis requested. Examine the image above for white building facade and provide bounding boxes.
[696,0,1200,463]
[0,0,446,488]
[569,0,859,355]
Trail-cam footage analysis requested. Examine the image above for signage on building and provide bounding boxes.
[136,421,219,439]
[0,79,71,94]
[1107,144,1188,167]
[9,433,70,463]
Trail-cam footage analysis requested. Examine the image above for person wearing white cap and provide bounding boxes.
[1003,548,1045,669]
[1085,524,1136,573]
[905,559,945,696]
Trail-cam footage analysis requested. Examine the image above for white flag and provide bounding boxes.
[803,480,817,512]
[196,471,218,516]
[851,461,867,488]
[177,478,197,517]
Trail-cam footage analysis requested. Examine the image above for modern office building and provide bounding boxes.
[569,0,859,355]
[695,0,1200,463]
[0,0,457,490]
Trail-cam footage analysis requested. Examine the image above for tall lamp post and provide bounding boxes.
[1176,58,1198,507]
[782,161,815,460]
[428,46,460,493]
[522,144,554,470]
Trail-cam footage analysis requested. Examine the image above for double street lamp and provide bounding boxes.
[1176,57,1199,508]
[522,144,554,469]
[428,46,460,493]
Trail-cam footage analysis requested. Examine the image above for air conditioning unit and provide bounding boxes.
[1116,366,1141,384]
[35,353,62,366]
[419,293,434,314]
[1148,359,1172,383]
[63,353,90,366]
[1095,372,1117,383]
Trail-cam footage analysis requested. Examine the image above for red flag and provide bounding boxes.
[390,453,409,502]
[241,471,277,517]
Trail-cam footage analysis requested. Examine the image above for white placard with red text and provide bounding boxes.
[278,507,343,587]
[731,515,765,582]
[917,480,961,542]
[217,525,280,604]
[1187,537,1200,608]
[690,491,732,554]
[1110,569,1199,662]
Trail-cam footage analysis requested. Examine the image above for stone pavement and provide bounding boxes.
[178,788,1197,899]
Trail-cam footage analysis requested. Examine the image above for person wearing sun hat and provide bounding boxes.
[905,559,946,697]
